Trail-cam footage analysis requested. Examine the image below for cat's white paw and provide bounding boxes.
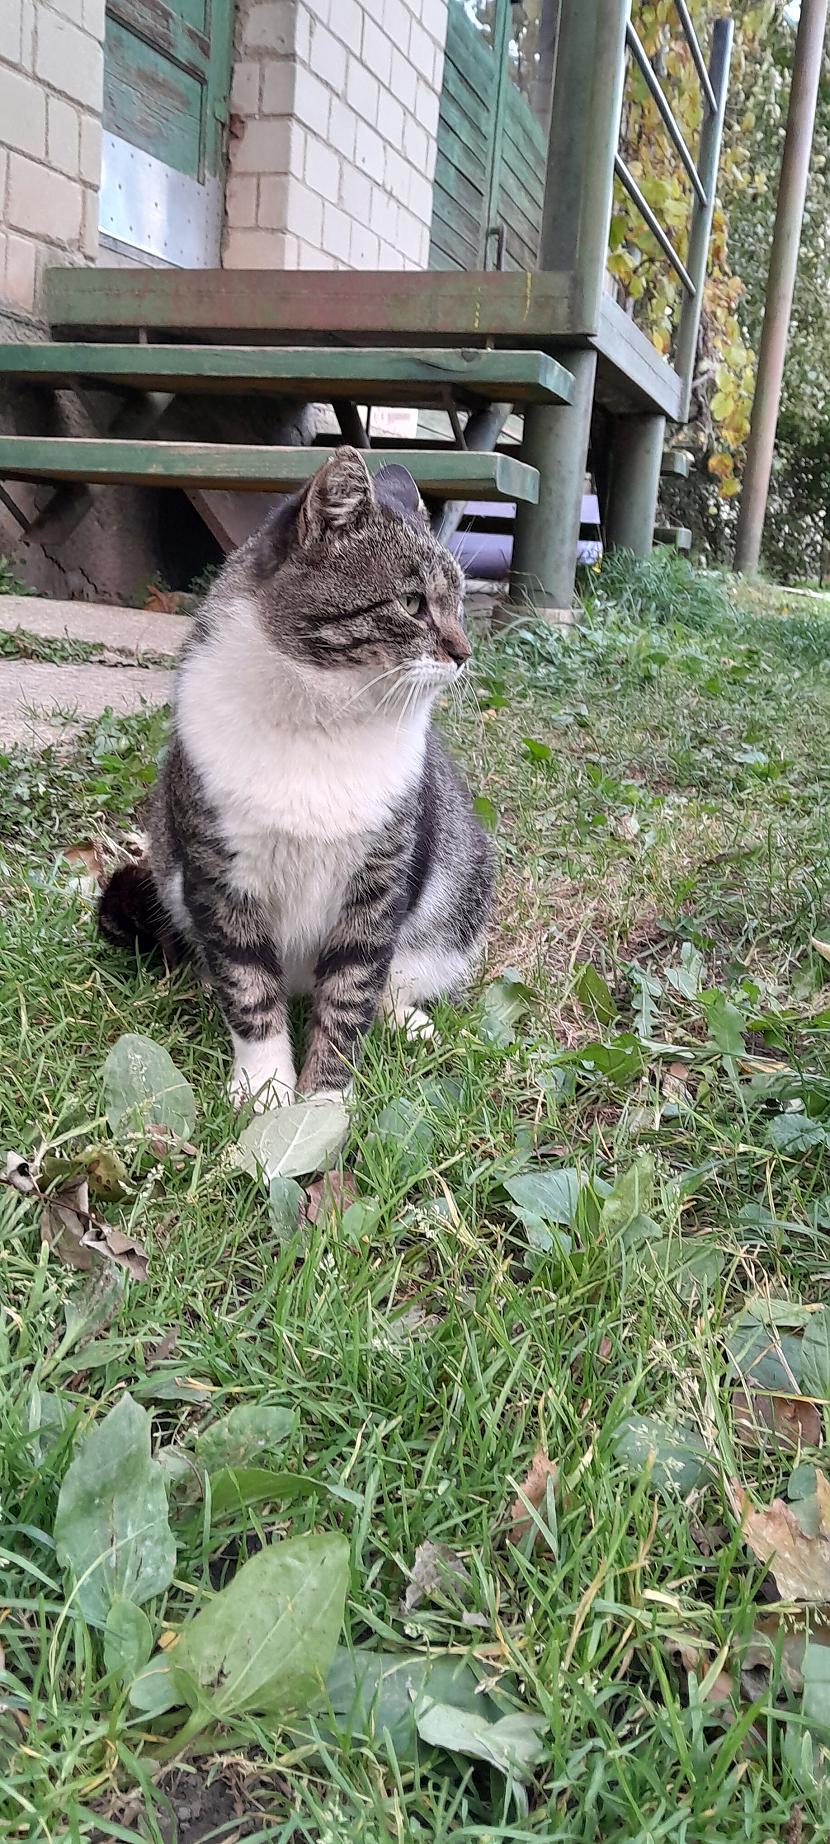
[401,1007,436,1042]
[230,1033,296,1112]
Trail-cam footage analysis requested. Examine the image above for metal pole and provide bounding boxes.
[675,16,733,419]
[734,0,829,574]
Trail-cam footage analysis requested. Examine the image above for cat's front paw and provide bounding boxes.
[229,1033,297,1112]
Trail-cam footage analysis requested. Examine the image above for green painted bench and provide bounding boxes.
[0,342,573,409]
[0,438,539,503]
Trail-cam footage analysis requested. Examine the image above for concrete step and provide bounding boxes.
[0,657,171,748]
[0,594,189,658]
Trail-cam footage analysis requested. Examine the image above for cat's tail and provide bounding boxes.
[98,859,187,966]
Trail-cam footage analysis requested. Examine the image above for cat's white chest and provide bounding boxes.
[231,823,359,987]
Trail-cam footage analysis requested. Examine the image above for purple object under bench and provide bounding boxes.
[450,496,602,581]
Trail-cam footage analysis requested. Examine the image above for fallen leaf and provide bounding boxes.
[102,1034,197,1145]
[597,1335,612,1362]
[234,1095,349,1182]
[60,841,106,884]
[40,1179,148,1281]
[402,1541,471,1613]
[305,1169,358,1224]
[509,1446,556,1538]
[733,1473,830,1600]
[2,1151,38,1195]
[146,1328,179,1366]
[690,1518,729,1557]
[732,1390,822,1452]
[144,583,186,615]
[811,937,830,966]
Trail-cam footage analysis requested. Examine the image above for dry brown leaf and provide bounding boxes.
[402,1540,471,1613]
[305,1169,358,1224]
[597,1335,613,1362]
[785,1806,803,1844]
[742,1612,830,1694]
[690,1518,730,1557]
[509,1445,557,1539]
[147,1327,179,1366]
[144,583,186,615]
[40,1179,148,1282]
[733,1389,822,1452]
[60,841,106,884]
[733,1473,830,1601]
[811,937,830,967]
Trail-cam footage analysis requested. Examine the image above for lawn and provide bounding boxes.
[2,554,830,1841]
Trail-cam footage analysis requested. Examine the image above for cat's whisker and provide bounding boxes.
[341,663,408,713]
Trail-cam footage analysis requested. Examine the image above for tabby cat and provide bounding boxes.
[99,447,493,1107]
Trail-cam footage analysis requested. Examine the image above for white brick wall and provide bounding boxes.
[224,0,448,273]
[0,0,104,315]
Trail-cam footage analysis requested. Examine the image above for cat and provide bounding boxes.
[99,447,494,1109]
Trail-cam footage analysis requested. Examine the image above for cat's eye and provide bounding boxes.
[401,592,424,618]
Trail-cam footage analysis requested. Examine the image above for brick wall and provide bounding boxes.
[224,0,448,272]
[0,0,104,317]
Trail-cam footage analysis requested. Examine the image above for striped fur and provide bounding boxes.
[100,449,493,1107]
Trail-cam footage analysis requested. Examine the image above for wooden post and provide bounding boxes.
[511,348,597,615]
[510,0,628,615]
[538,0,630,331]
[606,412,667,555]
[734,0,829,574]
[675,18,734,418]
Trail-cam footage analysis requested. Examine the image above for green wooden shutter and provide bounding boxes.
[430,0,548,275]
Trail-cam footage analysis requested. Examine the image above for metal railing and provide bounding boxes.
[613,2,734,409]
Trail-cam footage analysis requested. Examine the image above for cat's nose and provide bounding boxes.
[439,622,471,667]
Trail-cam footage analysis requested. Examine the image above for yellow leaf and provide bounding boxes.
[720,477,741,498]
[711,389,734,419]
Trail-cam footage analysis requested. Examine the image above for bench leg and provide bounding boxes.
[510,348,597,620]
[605,412,666,557]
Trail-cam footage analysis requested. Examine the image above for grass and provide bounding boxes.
[3,552,830,1840]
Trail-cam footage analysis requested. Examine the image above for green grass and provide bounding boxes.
[3,553,830,1841]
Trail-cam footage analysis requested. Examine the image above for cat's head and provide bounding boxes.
[248,447,469,714]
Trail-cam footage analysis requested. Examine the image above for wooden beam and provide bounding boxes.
[45,266,590,345]
[593,296,685,419]
[0,341,575,407]
[0,438,540,502]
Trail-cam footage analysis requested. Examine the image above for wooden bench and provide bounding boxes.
[0,437,538,504]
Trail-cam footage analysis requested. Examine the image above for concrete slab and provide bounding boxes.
[0,659,172,749]
[0,594,189,658]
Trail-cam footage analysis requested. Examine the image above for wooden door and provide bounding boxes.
[99,0,234,267]
[430,0,557,274]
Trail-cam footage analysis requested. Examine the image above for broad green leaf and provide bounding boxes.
[789,1463,818,1503]
[268,1175,305,1244]
[54,1394,175,1628]
[128,1654,183,1716]
[575,963,616,1027]
[196,1404,295,1473]
[727,1312,805,1395]
[665,942,705,1000]
[369,1100,434,1184]
[415,1702,547,1782]
[171,1532,348,1721]
[340,1198,382,1240]
[702,990,746,1057]
[472,795,498,831]
[503,1168,580,1230]
[600,1154,654,1238]
[522,737,554,764]
[208,1467,323,1517]
[767,1114,830,1154]
[102,1034,196,1142]
[325,1647,499,1765]
[631,968,662,1037]
[479,971,535,1047]
[640,1237,725,1298]
[613,1414,711,1496]
[802,1309,830,1401]
[62,1264,125,1351]
[235,1096,349,1181]
[104,1600,153,1679]
[579,1035,643,1086]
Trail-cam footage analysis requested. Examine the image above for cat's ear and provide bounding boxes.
[298,446,374,545]
[373,462,426,524]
